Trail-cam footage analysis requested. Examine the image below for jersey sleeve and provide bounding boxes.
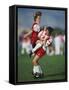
[33,24,40,32]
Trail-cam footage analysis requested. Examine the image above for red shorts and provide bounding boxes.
[35,47,46,58]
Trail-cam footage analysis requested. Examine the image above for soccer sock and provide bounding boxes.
[32,43,42,53]
[33,65,40,74]
[33,65,43,74]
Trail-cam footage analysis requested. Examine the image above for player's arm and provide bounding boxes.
[24,30,32,38]
[44,37,53,47]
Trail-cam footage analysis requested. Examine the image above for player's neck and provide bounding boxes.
[34,21,40,24]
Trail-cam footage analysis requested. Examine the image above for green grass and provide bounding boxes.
[18,53,65,82]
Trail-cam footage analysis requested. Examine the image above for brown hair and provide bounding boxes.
[34,11,42,21]
[46,26,54,35]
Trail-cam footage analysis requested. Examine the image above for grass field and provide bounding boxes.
[18,53,65,82]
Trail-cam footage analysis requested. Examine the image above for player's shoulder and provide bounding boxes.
[32,23,40,32]
[33,23,40,28]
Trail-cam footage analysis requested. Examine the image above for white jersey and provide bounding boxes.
[38,30,53,51]
[43,36,53,51]
[38,30,53,44]
[38,30,49,41]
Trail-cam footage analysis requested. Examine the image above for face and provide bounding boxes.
[46,29,49,36]
[36,16,41,24]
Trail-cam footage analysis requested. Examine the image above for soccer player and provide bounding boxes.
[31,26,53,56]
[32,26,54,78]
[24,11,42,48]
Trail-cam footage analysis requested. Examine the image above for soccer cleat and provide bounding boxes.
[34,72,40,78]
[32,72,44,78]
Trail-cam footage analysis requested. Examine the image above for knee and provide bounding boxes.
[32,60,37,65]
[32,60,36,65]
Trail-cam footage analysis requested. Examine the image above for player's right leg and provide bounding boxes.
[32,55,43,78]
[32,48,46,78]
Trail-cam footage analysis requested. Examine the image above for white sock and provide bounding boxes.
[33,65,40,74]
[32,43,42,53]
[33,65,43,74]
